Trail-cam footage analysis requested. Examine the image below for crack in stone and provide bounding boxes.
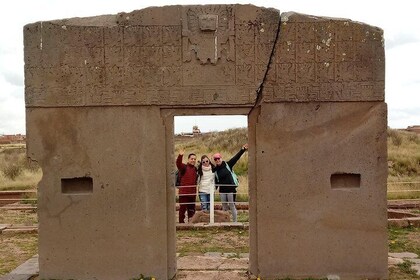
[250,14,282,112]
[45,196,81,226]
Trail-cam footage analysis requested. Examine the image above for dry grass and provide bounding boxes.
[388,129,420,179]
[0,144,41,191]
[387,181,420,200]
[0,209,38,225]
[387,129,420,199]
[0,233,38,276]
[0,170,42,191]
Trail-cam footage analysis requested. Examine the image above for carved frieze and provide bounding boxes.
[24,6,385,108]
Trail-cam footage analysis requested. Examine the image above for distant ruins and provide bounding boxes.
[177,125,201,137]
[406,125,420,134]
[24,5,387,279]
[0,134,26,145]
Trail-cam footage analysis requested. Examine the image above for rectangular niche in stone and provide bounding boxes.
[330,173,361,189]
[61,177,93,194]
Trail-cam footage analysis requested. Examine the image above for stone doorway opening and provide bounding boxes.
[162,108,253,274]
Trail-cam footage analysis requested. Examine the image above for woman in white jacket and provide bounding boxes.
[197,155,215,211]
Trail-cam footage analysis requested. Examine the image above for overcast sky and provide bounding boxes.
[1,0,419,134]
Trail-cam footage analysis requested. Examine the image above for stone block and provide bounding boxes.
[190,210,231,223]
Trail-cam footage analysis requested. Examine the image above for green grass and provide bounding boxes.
[236,211,249,222]
[396,261,418,276]
[388,226,420,256]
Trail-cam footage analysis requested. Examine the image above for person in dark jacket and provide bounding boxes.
[213,144,248,222]
[176,151,198,223]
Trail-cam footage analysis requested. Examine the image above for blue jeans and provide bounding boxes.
[199,192,210,211]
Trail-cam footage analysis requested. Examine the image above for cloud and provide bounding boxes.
[385,41,420,128]
[385,32,420,50]
[2,72,24,87]
[386,43,420,104]
[0,86,25,135]
[388,109,420,129]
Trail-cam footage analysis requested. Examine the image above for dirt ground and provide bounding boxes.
[177,228,249,256]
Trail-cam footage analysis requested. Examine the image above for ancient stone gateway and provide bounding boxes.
[24,4,387,280]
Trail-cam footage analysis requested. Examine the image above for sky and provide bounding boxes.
[1,0,419,135]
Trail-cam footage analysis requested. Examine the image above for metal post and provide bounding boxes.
[210,184,215,224]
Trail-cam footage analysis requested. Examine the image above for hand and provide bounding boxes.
[242,144,248,150]
[179,150,185,156]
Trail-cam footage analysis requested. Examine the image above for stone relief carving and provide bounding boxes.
[182,6,235,64]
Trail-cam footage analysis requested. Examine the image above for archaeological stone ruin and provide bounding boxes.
[24,4,387,280]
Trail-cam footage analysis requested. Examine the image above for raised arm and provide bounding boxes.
[176,152,186,171]
[227,144,248,168]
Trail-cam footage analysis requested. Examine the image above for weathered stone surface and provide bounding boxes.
[413,264,420,276]
[218,258,248,270]
[177,256,222,270]
[27,107,170,280]
[24,5,278,108]
[250,102,387,279]
[389,252,419,259]
[0,224,10,232]
[408,258,420,264]
[0,255,38,280]
[176,270,249,280]
[388,256,404,266]
[388,218,410,228]
[24,4,386,280]
[388,209,419,219]
[264,12,384,103]
[407,217,420,227]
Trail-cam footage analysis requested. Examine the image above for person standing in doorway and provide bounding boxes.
[213,144,248,222]
[176,151,198,223]
[197,155,215,212]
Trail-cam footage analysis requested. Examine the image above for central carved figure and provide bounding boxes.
[182,6,235,64]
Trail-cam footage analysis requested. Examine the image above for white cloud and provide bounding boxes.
[0,78,25,134]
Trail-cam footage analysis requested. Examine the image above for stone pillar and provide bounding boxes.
[26,107,170,279]
[253,102,387,278]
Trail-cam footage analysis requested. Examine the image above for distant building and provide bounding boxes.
[0,134,26,144]
[406,125,420,134]
[192,125,201,136]
[179,126,202,137]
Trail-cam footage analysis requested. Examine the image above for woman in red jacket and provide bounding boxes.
[176,151,198,223]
